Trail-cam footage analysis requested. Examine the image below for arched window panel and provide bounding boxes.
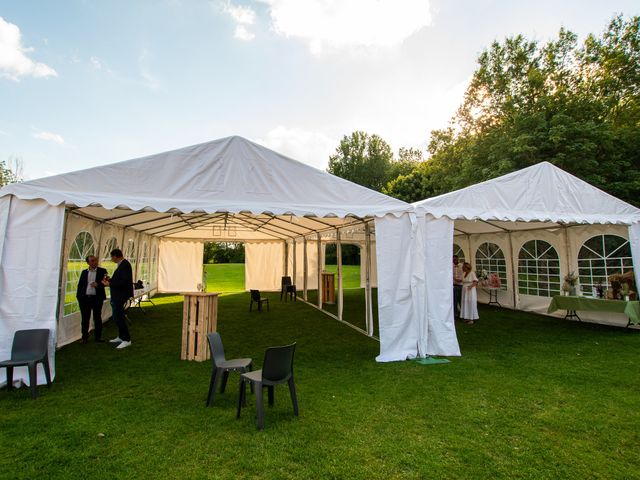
[139,241,149,285]
[453,243,465,263]
[578,235,632,296]
[518,240,561,297]
[125,238,137,274]
[150,243,158,286]
[101,237,118,276]
[65,231,96,316]
[475,242,507,290]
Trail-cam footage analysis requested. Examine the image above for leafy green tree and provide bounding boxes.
[204,242,245,264]
[0,157,22,187]
[385,15,640,206]
[327,131,394,191]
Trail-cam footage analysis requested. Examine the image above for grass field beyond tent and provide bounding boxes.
[2,266,640,479]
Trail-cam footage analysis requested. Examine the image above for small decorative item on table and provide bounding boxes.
[563,271,578,296]
[478,269,489,287]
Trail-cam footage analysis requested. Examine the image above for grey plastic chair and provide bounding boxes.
[0,329,52,399]
[236,342,298,430]
[206,332,252,406]
[249,290,269,312]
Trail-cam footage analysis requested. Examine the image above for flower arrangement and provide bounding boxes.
[478,269,489,286]
[562,271,578,295]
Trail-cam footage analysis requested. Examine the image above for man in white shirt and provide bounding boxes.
[76,255,108,343]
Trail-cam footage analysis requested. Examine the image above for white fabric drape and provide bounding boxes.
[359,241,378,288]
[0,199,64,386]
[375,214,419,362]
[245,241,285,291]
[419,215,461,356]
[158,240,204,293]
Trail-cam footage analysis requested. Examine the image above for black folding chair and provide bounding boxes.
[280,276,297,302]
[0,329,52,399]
[237,343,298,430]
[206,332,253,406]
[249,290,269,312]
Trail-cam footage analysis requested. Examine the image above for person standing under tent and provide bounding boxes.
[453,255,463,320]
[460,262,479,324]
[76,255,107,343]
[102,248,134,349]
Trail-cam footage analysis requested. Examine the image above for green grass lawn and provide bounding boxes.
[3,269,640,478]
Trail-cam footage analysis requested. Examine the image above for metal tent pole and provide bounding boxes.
[337,229,343,321]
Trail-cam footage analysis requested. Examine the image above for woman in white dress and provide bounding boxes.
[460,262,479,324]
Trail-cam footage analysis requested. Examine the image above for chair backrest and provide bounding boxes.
[207,332,226,366]
[11,329,50,362]
[250,290,261,301]
[281,276,292,286]
[262,343,296,382]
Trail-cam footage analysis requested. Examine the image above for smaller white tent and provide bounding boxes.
[412,161,640,327]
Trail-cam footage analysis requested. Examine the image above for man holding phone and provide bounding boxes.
[102,248,134,349]
[76,255,107,343]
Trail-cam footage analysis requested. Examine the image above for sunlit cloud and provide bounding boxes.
[258,0,432,54]
[256,126,336,170]
[223,2,257,41]
[32,130,65,145]
[0,16,57,80]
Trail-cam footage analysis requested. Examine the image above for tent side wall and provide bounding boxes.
[57,212,160,347]
[458,223,635,327]
[0,197,64,386]
[158,239,204,293]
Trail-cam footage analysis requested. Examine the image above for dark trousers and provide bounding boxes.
[79,295,104,340]
[453,284,462,319]
[111,300,131,342]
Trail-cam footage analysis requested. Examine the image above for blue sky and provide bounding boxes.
[1,0,638,180]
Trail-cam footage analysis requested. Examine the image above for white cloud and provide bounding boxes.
[225,3,256,24]
[234,25,256,41]
[259,0,431,54]
[256,126,336,170]
[0,16,57,80]
[90,55,103,70]
[223,2,257,41]
[32,131,65,145]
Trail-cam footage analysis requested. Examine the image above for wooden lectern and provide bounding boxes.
[321,272,336,304]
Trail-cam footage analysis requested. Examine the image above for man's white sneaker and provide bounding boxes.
[109,337,123,343]
[116,341,132,349]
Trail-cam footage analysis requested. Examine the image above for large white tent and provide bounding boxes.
[0,136,461,387]
[413,162,640,325]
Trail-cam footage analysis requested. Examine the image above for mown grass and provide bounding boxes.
[2,268,640,479]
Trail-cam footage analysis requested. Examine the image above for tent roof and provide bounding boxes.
[0,135,409,219]
[413,162,640,230]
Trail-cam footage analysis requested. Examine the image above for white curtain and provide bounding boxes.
[375,214,419,362]
[0,198,65,386]
[158,240,204,293]
[359,241,378,288]
[245,241,285,291]
[419,215,461,356]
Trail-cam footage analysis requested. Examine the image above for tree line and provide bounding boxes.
[328,15,640,207]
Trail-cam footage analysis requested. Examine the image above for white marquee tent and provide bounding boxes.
[0,136,461,387]
[413,162,640,326]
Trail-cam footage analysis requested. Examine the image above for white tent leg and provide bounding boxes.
[292,238,297,297]
[629,224,640,295]
[337,230,343,321]
[303,237,308,301]
[508,230,518,309]
[365,222,373,336]
[283,240,288,276]
[317,233,322,308]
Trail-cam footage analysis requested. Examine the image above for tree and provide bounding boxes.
[0,157,23,187]
[203,242,245,264]
[384,15,640,206]
[327,131,394,191]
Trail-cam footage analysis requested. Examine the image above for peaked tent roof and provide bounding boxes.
[413,161,640,227]
[0,136,409,219]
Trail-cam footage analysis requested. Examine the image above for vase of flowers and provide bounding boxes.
[478,269,489,287]
[563,271,578,296]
